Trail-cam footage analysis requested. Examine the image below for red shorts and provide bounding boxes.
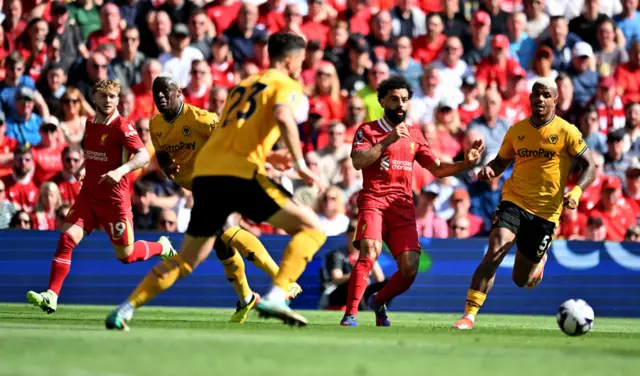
[353,207,420,258]
[65,195,134,246]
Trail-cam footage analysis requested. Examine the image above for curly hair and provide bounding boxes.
[377,75,414,100]
[93,79,121,95]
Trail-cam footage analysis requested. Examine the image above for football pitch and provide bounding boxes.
[1,304,639,376]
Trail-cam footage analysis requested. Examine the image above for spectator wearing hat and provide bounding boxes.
[112,26,146,89]
[506,12,535,70]
[2,0,27,51]
[48,2,89,73]
[589,176,638,241]
[439,0,468,39]
[50,144,83,207]
[592,75,626,133]
[613,0,640,49]
[225,3,267,63]
[32,118,65,185]
[595,17,628,76]
[6,87,42,147]
[624,161,640,212]
[431,96,463,152]
[158,0,200,26]
[187,10,213,61]
[209,35,238,89]
[308,61,344,122]
[159,24,204,87]
[569,0,608,49]
[555,72,580,125]
[468,90,509,156]
[358,61,389,122]
[130,59,162,121]
[182,60,212,110]
[524,0,549,39]
[431,36,471,95]
[449,187,484,236]
[338,0,373,36]
[301,0,332,49]
[390,0,427,38]
[623,102,640,158]
[87,3,122,52]
[578,105,608,156]
[462,11,492,68]
[614,41,640,104]
[604,128,634,180]
[415,183,448,238]
[500,65,531,125]
[558,204,588,240]
[367,10,394,62]
[1,146,39,213]
[569,41,599,107]
[0,112,17,178]
[388,36,423,94]
[246,33,271,73]
[68,0,101,40]
[205,0,242,35]
[340,36,371,97]
[458,75,482,126]
[479,0,509,36]
[584,216,607,241]
[257,0,287,35]
[412,13,446,66]
[409,65,443,125]
[527,45,558,91]
[475,35,522,98]
[542,16,582,73]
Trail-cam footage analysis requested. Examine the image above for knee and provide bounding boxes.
[359,242,379,260]
[399,263,418,280]
[214,237,235,260]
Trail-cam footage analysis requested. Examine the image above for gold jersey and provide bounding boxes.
[193,69,303,179]
[497,115,587,224]
[150,103,219,190]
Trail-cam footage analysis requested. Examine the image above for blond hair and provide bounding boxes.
[93,79,121,95]
[36,182,63,212]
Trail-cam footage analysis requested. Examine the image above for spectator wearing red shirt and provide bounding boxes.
[338,0,372,36]
[593,75,626,133]
[50,145,83,207]
[624,161,640,212]
[2,0,27,51]
[244,33,271,72]
[412,12,446,66]
[206,0,242,35]
[343,96,366,144]
[500,65,531,125]
[209,36,238,89]
[615,41,640,104]
[366,10,394,62]
[558,206,588,240]
[32,119,65,186]
[207,86,228,116]
[86,3,122,52]
[589,176,638,241]
[299,100,328,154]
[458,75,483,126]
[584,216,608,241]
[16,18,49,83]
[308,61,345,122]
[131,59,162,121]
[448,188,484,237]
[258,0,286,34]
[576,151,606,212]
[182,60,211,109]
[301,41,325,87]
[32,181,62,231]
[301,0,332,49]
[2,146,39,213]
[0,112,17,178]
[476,34,522,98]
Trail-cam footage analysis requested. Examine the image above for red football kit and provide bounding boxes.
[32,144,65,185]
[50,172,81,206]
[352,117,437,257]
[2,173,39,212]
[65,111,144,246]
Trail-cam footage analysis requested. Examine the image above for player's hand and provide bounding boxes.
[297,166,324,190]
[267,150,294,171]
[563,194,578,209]
[464,139,486,166]
[385,123,410,144]
[98,169,125,185]
[74,168,85,184]
[477,165,496,181]
[165,159,180,180]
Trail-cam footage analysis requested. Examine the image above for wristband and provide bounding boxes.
[116,165,132,175]
[566,186,582,208]
[294,158,307,171]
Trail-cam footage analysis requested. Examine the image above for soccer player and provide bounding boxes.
[105,33,326,330]
[149,73,301,323]
[340,76,486,327]
[26,80,177,314]
[452,79,596,330]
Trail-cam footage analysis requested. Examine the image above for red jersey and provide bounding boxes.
[131,83,158,121]
[458,100,483,126]
[211,60,237,89]
[81,112,144,209]
[50,172,81,206]
[301,20,330,49]
[500,92,531,125]
[412,34,447,66]
[338,8,371,35]
[2,173,39,212]
[353,118,437,210]
[257,4,285,34]
[558,211,588,239]
[32,144,65,185]
[589,202,637,241]
[0,135,18,178]
[87,29,122,52]
[32,210,55,231]
[18,47,47,82]
[476,57,521,95]
[206,1,242,34]
[182,86,210,109]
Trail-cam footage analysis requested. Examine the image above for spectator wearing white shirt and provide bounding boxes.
[316,186,350,236]
[159,23,204,87]
[431,36,470,95]
[408,65,443,125]
[524,0,549,39]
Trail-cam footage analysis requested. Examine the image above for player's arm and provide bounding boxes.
[478,129,515,181]
[416,131,485,178]
[351,124,409,170]
[564,128,596,209]
[150,120,179,179]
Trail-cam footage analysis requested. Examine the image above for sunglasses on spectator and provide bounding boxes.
[62,98,79,104]
[19,218,32,225]
[16,156,32,163]
[323,195,338,201]
[136,127,150,134]
[160,220,176,226]
[349,106,364,111]
[123,36,139,42]
[329,131,344,136]
[92,63,108,70]
[444,46,460,51]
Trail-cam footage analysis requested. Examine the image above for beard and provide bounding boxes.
[384,107,407,125]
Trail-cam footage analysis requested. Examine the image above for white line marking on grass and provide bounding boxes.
[0,364,131,376]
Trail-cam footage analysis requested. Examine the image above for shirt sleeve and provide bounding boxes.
[274,80,302,108]
[194,109,219,138]
[351,125,372,152]
[566,123,588,157]
[119,121,145,154]
[497,127,515,160]
[414,129,438,168]
[475,61,489,85]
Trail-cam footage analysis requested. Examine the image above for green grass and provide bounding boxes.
[1,304,639,376]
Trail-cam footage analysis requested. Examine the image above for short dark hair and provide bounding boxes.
[134,180,153,197]
[62,144,83,158]
[377,75,414,100]
[268,32,306,62]
[14,145,32,158]
[549,15,566,23]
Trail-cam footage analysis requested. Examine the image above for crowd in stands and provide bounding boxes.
[1,0,640,243]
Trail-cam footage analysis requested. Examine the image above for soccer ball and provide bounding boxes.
[556,299,594,336]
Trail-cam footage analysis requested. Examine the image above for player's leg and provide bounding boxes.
[511,218,555,289]
[103,213,176,263]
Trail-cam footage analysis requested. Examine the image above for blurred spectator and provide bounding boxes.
[524,0,548,39]
[188,10,213,61]
[527,45,558,91]
[258,0,287,35]
[54,204,70,231]
[9,210,32,229]
[119,87,136,121]
[343,96,366,143]
[140,10,172,59]
[87,3,122,52]
[604,128,634,180]
[579,105,608,155]
[323,21,349,74]
[589,176,638,241]
[239,61,260,79]
[32,119,64,185]
[449,187,484,236]
[542,16,582,72]
[569,42,599,107]
[3,0,27,51]
[37,64,67,118]
[160,24,204,87]
[131,59,162,121]
[6,87,42,147]
[584,216,607,241]
[112,26,146,89]
[468,91,509,156]
[207,86,227,116]
[293,152,322,207]
[224,3,266,62]
[469,173,504,231]
[476,35,522,98]
[427,173,461,220]
[613,0,640,49]
[624,161,640,211]
[439,0,468,39]
[388,36,422,93]
[48,2,89,72]
[247,33,271,72]
[358,61,389,122]
[336,156,362,201]
[500,66,531,125]
[0,52,38,117]
[409,65,442,125]
[596,18,629,76]
[480,0,508,36]
[311,121,351,186]
[412,12,445,66]
[340,36,370,97]
[461,10,491,67]
[458,75,482,126]
[206,0,242,35]
[507,12,535,70]
[16,18,49,82]
[309,61,344,121]
[624,102,640,158]
[390,0,426,38]
[50,145,83,207]
[555,72,580,124]
[132,180,161,230]
[301,0,331,48]
[558,205,588,240]
[281,4,305,41]
[319,219,385,310]
[316,186,350,236]
[624,225,640,242]
[0,179,17,229]
[58,87,91,145]
[431,97,463,155]
[415,184,448,238]
[133,118,159,178]
[614,41,640,104]
[301,41,323,86]
[0,112,17,178]
[68,51,110,106]
[158,0,200,26]
[575,151,605,212]
[32,181,62,230]
[158,209,178,232]
[448,214,470,239]
[209,36,238,89]
[2,146,38,212]
[431,36,470,94]
[338,0,373,36]
[593,75,625,133]
[367,10,393,62]
[68,0,101,39]
[182,60,211,109]
[569,0,608,49]
[299,100,327,153]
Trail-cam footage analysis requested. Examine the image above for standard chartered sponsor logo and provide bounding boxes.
[85,150,108,161]
[517,148,556,159]
[380,156,412,171]
[380,156,390,171]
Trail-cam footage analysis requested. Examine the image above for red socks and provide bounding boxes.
[118,241,164,264]
[345,257,374,316]
[48,232,76,295]
[374,271,415,305]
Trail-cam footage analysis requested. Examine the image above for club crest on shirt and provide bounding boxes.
[410,142,415,155]
[100,134,108,145]
[355,129,364,145]
[182,126,191,136]
[549,134,558,144]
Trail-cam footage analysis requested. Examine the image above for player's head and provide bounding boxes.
[377,75,414,125]
[268,32,306,80]
[530,77,558,118]
[92,79,121,117]
[152,73,182,114]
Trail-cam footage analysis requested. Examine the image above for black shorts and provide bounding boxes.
[187,174,293,237]
[492,201,556,263]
